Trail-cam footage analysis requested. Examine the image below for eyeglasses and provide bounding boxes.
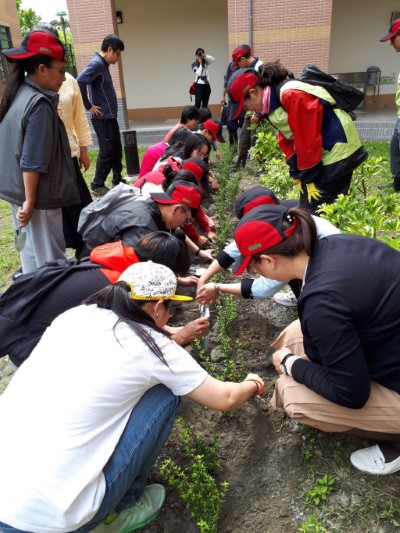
[247,255,262,274]
[46,65,66,75]
[180,204,193,224]
[196,150,209,159]
[113,50,122,56]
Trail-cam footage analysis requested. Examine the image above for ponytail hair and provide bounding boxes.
[257,60,289,89]
[0,54,54,122]
[162,166,197,191]
[261,207,317,257]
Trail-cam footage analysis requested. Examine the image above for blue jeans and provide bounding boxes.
[0,385,180,533]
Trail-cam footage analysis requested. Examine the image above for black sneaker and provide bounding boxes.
[111,178,127,188]
[91,185,110,196]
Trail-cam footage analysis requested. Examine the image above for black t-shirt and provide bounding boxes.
[292,234,400,408]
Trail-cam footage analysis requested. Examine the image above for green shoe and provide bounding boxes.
[106,484,166,532]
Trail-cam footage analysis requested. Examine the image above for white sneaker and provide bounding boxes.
[273,290,298,307]
[350,444,400,475]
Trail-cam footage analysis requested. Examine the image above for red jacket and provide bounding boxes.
[90,241,140,283]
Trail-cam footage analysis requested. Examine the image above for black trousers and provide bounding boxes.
[299,172,353,213]
[195,83,211,108]
[236,114,257,168]
[91,118,123,188]
[62,157,93,257]
[226,104,245,145]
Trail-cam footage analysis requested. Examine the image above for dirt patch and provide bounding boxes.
[139,296,308,533]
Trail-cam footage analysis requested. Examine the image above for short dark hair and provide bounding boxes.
[101,34,124,52]
[135,231,191,276]
[180,106,199,124]
[198,107,212,123]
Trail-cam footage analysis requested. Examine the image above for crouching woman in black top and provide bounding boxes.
[233,204,400,475]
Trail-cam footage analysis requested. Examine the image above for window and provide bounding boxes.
[0,25,12,83]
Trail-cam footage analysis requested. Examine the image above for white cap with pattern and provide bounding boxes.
[117,261,192,302]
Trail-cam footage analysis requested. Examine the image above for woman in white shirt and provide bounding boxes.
[191,48,215,108]
[0,261,264,533]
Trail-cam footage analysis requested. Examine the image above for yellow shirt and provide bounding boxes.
[58,72,93,158]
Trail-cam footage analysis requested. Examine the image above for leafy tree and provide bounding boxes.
[16,0,41,36]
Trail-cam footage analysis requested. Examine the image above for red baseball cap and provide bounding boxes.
[1,30,65,61]
[182,157,211,194]
[232,44,251,65]
[234,186,280,219]
[150,180,202,211]
[380,19,400,41]
[232,205,299,276]
[203,119,225,143]
[227,68,259,120]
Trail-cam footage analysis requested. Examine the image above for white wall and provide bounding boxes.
[116,0,228,110]
[330,0,400,95]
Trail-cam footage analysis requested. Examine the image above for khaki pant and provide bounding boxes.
[271,319,400,439]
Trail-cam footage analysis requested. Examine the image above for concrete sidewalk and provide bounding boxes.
[130,107,396,146]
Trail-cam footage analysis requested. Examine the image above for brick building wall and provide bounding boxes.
[0,0,22,97]
[227,0,333,75]
[67,0,128,130]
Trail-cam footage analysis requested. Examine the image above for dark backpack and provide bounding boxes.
[78,183,142,249]
[296,64,364,112]
[0,258,102,358]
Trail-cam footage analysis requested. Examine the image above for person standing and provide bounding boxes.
[229,45,263,172]
[0,31,78,273]
[221,51,243,146]
[77,34,125,196]
[191,48,215,108]
[33,23,93,257]
[380,18,400,192]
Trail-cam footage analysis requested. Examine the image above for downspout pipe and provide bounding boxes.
[248,0,253,48]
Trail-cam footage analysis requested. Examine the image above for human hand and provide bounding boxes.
[272,347,293,374]
[196,235,209,247]
[206,215,217,230]
[244,373,265,396]
[171,317,210,345]
[199,248,215,262]
[293,179,303,194]
[215,148,221,160]
[251,113,261,124]
[306,182,322,202]
[177,275,198,287]
[206,231,216,243]
[79,150,91,172]
[16,200,35,227]
[196,283,217,306]
[90,104,102,117]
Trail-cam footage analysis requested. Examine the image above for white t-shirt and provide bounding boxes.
[0,305,207,532]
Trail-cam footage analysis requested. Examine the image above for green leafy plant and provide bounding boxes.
[303,474,335,506]
[298,514,328,533]
[212,145,243,252]
[160,418,228,533]
[318,192,400,249]
[378,500,400,527]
